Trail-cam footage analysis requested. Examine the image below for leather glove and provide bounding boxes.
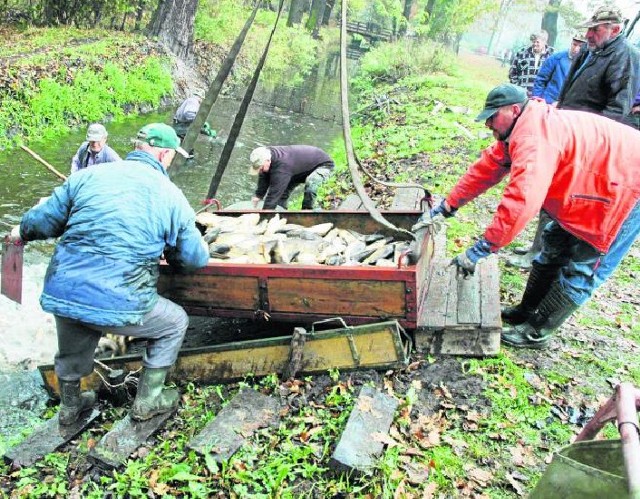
[450,238,492,279]
[411,200,457,232]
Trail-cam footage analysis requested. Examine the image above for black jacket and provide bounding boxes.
[558,35,640,126]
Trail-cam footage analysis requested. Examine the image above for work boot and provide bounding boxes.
[502,262,560,325]
[131,367,179,421]
[501,282,579,349]
[505,211,552,270]
[59,379,96,426]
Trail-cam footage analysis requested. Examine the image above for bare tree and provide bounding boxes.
[541,0,560,48]
[149,0,198,60]
[287,0,308,26]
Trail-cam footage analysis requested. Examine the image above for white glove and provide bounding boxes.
[9,225,21,242]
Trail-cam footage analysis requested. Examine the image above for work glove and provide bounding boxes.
[8,225,22,243]
[450,238,492,279]
[411,200,457,232]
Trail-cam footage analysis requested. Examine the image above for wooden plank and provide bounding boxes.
[89,411,175,470]
[457,272,481,324]
[39,322,410,395]
[390,187,423,210]
[337,193,365,210]
[419,327,500,356]
[188,389,280,461]
[480,256,502,328]
[158,275,258,309]
[418,258,450,329]
[268,278,406,317]
[5,409,100,467]
[330,386,399,473]
[444,266,459,328]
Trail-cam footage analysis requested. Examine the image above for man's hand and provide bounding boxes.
[251,196,261,208]
[411,200,456,232]
[450,252,476,278]
[8,225,22,243]
[450,238,493,279]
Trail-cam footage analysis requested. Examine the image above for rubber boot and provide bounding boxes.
[131,367,179,421]
[501,262,561,325]
[501,282,579,349]
[505,211,551,270]
[59,379,96,426]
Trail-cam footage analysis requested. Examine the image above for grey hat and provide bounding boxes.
[86,123,108,141]
[475,84,527,122]
[578,6,624,28]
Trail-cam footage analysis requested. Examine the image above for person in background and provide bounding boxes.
[172,89,216,141]
[249,145,334,210]
[413,84,640,350]
[12,123,209,425]
[532,33,586,105]
[70,123,121,174]
[509,30,554,96]
[557,6,640,127]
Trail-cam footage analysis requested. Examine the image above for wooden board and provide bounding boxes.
[415,255,501,356]
[188,389,280,461]
[330,386,399,473]
[89,411,175,470]
[39,321,411,396]
[4,409,100,467]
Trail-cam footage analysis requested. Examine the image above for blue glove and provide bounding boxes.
[450,238,492,278]
[430,200,456,219]
[411,200,457,232]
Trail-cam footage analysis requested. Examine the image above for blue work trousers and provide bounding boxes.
[54,296,188,381]
[535,199,640,305]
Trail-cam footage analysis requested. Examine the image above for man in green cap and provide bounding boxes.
[413,83,640,350]
[13,123,208,424]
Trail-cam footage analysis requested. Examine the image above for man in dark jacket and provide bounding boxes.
[558,6,640,126]
[15,123,209,425]
[249,145,334,210]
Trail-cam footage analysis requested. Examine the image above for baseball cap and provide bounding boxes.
[578,6,624,28]
[136,123,189,158]
[86,123,108,141]
[475,84,527,122]
[248,147,271,175]
[572,32,587,43]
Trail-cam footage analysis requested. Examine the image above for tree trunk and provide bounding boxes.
[487,0,514,55]
[134,0,145,31]
[149,0,198,60]
[541,0,560,48]
[305,0,325,37]
[424,0,436,19]
[403,0,413,21]
[321,0,334,25]
[287,0,306,26]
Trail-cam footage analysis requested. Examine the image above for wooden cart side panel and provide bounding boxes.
[159,274,258,309]
[268,278,407,317]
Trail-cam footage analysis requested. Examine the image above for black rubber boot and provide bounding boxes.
[131,367,179,421]
[501,262,561,325]
[501,282,579,349]
[59,380,96,426]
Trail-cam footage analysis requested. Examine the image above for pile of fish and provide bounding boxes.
[196,212,416,266]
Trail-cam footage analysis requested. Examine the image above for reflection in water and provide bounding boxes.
[0,98,342,225]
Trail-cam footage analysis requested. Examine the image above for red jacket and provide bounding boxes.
[447,101,640,253]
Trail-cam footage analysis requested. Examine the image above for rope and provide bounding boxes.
[339,0,413,238]
[206,0,286,199]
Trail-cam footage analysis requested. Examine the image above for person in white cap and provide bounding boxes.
[15,123,207,424]
[70,123,121,174]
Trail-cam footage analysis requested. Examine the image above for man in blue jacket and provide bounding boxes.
[14,123,209,424]
[532,34,585,104]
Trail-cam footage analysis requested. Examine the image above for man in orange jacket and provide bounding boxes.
[414,83,640,349]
